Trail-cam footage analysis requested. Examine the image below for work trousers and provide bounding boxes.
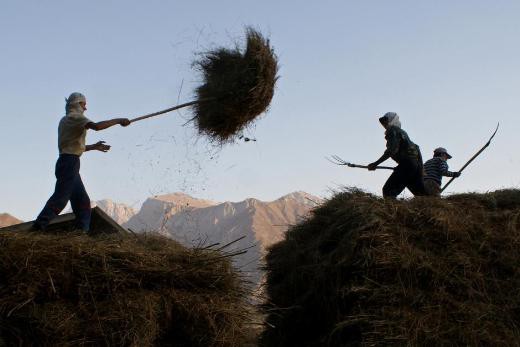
[424,179,442,197]
[383,159,425,198]
[34,154,91,231]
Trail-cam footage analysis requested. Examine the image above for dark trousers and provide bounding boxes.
[424,179,442,197]
[34,154,91,231]
[383,159,425,198]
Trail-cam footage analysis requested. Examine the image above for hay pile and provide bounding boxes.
[261,189,520,346]
[193,28,278,143]
[0,232,252,347]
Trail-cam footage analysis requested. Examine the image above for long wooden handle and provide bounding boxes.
[129,97,217,123]
[349,164,395,170]
[441,123,499,193]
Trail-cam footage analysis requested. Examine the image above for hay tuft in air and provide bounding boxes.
[193,28,279,143]
[261,189,520,346]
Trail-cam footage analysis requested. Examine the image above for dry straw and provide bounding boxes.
[130,27,278,144]
[0,232,253,347]
[261,189,520,346]
[193,28,278,143]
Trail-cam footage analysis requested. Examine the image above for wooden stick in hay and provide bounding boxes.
[130,28,279,143]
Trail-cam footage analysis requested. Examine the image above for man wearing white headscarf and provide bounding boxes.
[33,92,130,232]
[367,112,425,198]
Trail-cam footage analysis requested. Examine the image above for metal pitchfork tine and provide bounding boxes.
[326,155,395,170]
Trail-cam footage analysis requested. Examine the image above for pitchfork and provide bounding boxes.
[326,155,394,170]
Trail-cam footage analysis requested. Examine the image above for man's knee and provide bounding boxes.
[45,196,69,214]
[383,184,399,198]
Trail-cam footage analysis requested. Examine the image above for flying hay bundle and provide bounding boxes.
[131,28,278,144]
[193,28,278,142]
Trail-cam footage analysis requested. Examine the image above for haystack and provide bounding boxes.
[193,27,278,143]
[0,232,252,347]
[261,189,520,346]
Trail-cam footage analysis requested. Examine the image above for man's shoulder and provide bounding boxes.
[425,157,445,166]
[425,157,437,165]
[386,126,410,142]
[63,113,92,126]
[385,126,401,136]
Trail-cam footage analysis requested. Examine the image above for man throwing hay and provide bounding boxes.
[32,92,130,232]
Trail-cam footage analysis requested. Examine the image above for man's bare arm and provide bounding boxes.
[85,141,111,152]
[86,118,130,131]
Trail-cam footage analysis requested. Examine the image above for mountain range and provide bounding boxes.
[123,191,320,287]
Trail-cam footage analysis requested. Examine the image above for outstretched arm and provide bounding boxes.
[86,118,130,131]
[85,141,111,152]
[440,161,461,178]
[368,152,391,170]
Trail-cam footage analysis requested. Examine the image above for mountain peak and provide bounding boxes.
[0,213,22,227]
[92,200,137,225]
[152,192,217,208]
[277,191,322,206]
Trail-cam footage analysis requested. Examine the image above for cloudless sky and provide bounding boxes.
[1,1,519,220]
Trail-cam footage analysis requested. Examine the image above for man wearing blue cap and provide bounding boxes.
[368,112,425,198]
[32,92,130,232]
[423,147,461,197]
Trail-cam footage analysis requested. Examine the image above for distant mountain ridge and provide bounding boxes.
[124,191,321,286]
[0,213,22,227]
[92,200,136,224]
[124,193,217,232]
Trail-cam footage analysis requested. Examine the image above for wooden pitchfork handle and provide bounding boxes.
[327,155,394,170]
[347,163,395,170]
[129,97,217,123]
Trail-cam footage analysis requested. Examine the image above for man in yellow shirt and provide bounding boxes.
[33,92,130,232]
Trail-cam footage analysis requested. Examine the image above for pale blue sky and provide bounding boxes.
[1,1,519,220]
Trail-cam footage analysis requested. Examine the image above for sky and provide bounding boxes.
[1,1,519,220]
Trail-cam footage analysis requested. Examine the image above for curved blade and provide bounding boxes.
[441,122,499,193]
[486,122,500,146]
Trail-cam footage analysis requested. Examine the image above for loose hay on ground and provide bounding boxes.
[193,28,278,143]
[261,189,520,347]
[0,232,252,347]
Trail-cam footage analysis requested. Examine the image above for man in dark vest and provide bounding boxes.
[368,112,425,198]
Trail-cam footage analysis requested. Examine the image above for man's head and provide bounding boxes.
[378,112,401,129]
[65,92,87,114]
[434,147,452,161]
